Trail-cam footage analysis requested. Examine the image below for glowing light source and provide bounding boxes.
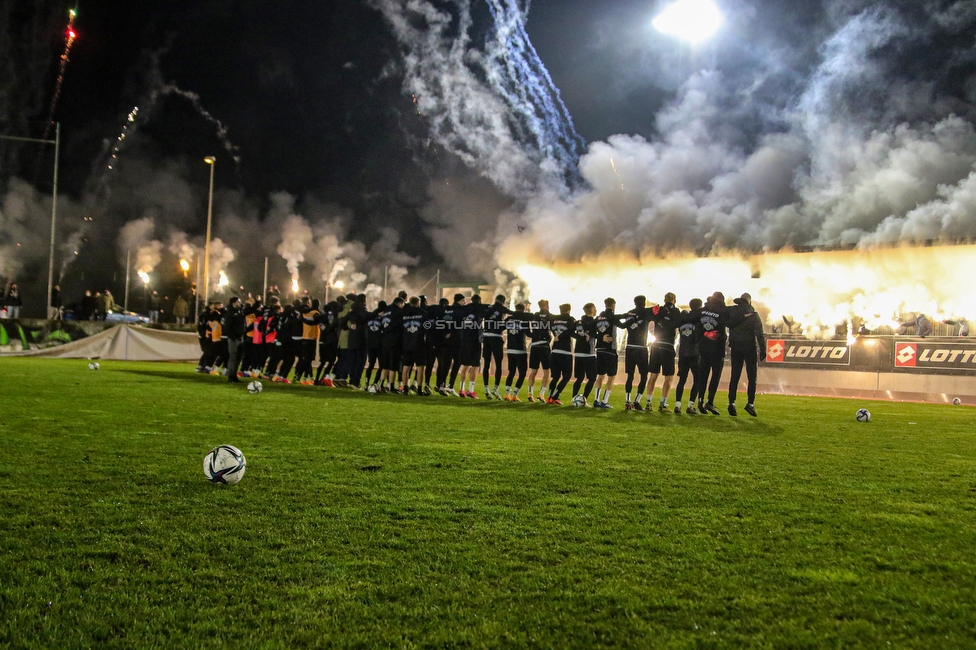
[218,271,229,288]
[179,259,190,272]
[291,278,300,294]
[204,156,216,164]
[652,0,723,45]
[334,280,345,290]
[137,271,150,285]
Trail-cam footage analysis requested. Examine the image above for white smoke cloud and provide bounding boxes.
[117,217,164,275]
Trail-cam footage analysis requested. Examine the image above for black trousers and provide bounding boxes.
[295,340,316,379]
[425,341,441,385]
[573,356,597,398]
[506,352,527,389]
[437,346,459,388]
[695,342,725,405]
[675,355,698,403]
[548,353,573,398]
[624,347,649,395]
[346,349,367,387]
[728,347,758,405]
[226,339,244,380]
[482,336,504,387]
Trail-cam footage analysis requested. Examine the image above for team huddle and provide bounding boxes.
[196,288,767,416]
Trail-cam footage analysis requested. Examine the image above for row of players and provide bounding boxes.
[197,289,766,416]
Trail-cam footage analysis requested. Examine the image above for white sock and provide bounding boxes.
[468,381,475,392]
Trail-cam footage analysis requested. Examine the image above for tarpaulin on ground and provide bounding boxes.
[1,325,199,361]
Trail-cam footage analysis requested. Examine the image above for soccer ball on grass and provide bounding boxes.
[952,397,962,406]
[572,394,586,407]
[88,362,99,370]
[855,408,871,423]
[247,380,263,394]
[204,445,247,485]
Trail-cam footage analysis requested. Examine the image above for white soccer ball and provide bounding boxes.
[953,397,962,406]
[368,384,378,395]
[247,380,263,394]
[203,445,246,485]
[88,362,99,370]
[572,394,586,408]
[855,408,871,423]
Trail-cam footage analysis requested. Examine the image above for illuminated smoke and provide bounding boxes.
[118,217,163,275]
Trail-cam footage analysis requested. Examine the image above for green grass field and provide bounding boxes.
[1,358,974,648]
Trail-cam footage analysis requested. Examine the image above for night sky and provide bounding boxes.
[1,0,975,313]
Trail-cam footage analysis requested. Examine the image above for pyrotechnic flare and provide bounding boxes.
[218,271,229,288]
[41,7,78,142]
[138,271,150,285]
[180,259,190,272]
[292,278,300,294]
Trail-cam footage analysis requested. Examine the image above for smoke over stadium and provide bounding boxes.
[1,1,975,331]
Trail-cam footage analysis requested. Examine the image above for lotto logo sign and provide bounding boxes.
[766,340,785,363]
[894,342,976,371]
[765,340,851,366]
[895,343,917,367]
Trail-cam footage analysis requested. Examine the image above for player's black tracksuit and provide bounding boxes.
[693,300,753,407]
[621,310,650,398]
[505,312,530,391]
[572,315,598,399]
[547,314,577,400]
[481,301,511,390]
[728,311,766,406]
[675,309,702,406]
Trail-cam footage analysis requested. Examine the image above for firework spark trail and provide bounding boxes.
[483,0,586,178]
[41,7,77,142]
[610,158,624,190]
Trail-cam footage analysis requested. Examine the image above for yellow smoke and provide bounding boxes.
[502,244,976,338]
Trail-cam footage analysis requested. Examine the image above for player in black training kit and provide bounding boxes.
[423,298,447,395]
[481,295,511,399]
[727,293,766,417]
[644,292,682,412]
[526,300,553,403]
[436,294,466,396]
[503,303,531,401]
[363,303,384,389]
[621,295,652,411]
[546,303,576,405]
[693,292,754,414]
[456,295,484,398]
[593,298,626,409]
[398,296,427,394]
[673,298,703,414]
[572,303,598,405]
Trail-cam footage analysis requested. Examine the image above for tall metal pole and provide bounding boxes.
[194,254,201,317]
[124,249,131,311]
[203,157,216,305]
[383,266,388,303]
[263,257,268,301]
[46,123,60,319]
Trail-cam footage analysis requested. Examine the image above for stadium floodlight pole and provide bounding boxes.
[202,156,216,306]
[0,125,59,318]
[124,249,131,311]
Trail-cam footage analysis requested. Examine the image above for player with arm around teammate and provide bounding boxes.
[727,293,766,417]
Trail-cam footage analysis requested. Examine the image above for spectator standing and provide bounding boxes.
[4,283,22,319]
[49,285,63,319]
[149,291,161,323]
[173,295,189,325]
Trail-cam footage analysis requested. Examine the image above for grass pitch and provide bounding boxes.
[1,358,975,648]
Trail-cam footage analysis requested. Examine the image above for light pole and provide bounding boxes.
[202,156,216,306]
